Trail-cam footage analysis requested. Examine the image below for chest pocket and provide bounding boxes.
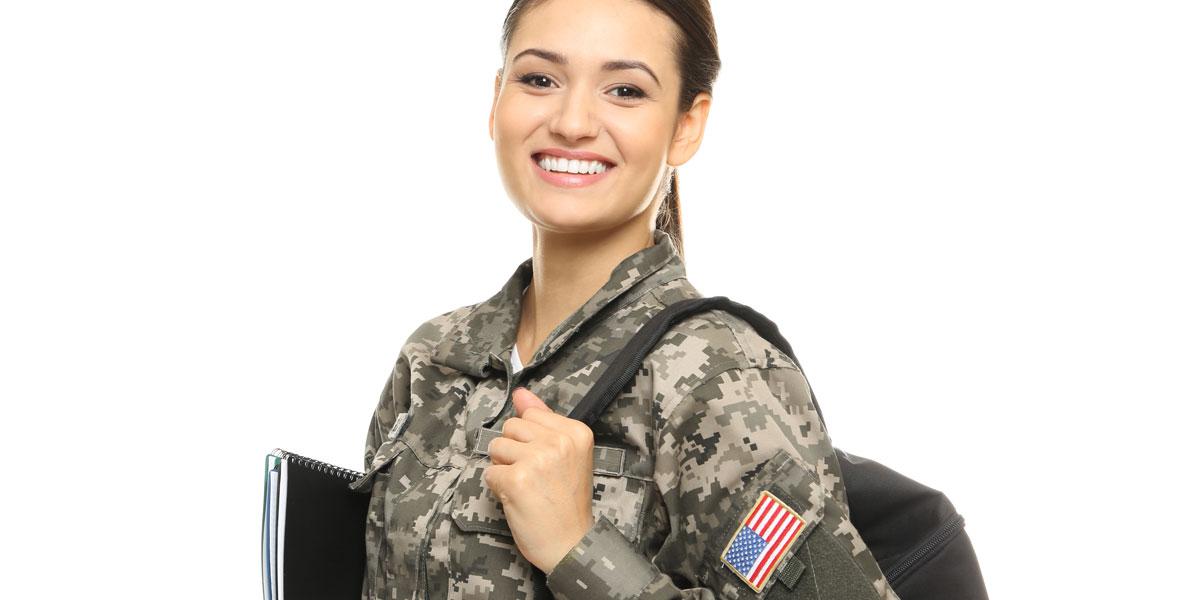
[450,426,650,543]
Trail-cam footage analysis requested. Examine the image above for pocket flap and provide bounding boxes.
[450,456,512,536]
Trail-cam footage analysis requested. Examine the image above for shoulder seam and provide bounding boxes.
[668,308,760,371]
[663,363,802,427]
[708,308,765,370]
[676,363,742,404]
[673,363,802,407]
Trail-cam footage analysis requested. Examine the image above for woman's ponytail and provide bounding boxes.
[655,169,684,262]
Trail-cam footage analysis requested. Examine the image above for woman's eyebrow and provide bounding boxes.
[512,47,661,88]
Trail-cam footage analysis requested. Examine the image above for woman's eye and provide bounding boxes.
[518,73,554,88]
[609,85,647,100]
[516,74,645,100]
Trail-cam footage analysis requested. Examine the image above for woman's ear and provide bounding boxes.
[667,92,713,167]
[489,68,503,141]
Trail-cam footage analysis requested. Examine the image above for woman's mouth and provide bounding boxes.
[531,153,616,188]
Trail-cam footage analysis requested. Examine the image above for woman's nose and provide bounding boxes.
[548,88,599,141]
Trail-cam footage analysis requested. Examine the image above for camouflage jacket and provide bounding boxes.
[350,229,901,600]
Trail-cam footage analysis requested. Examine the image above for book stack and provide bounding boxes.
[261,449,370,600]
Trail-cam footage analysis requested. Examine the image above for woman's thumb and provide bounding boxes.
[512,387,549,417]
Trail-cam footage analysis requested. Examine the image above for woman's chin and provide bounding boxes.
[526,212,607,233]
[522,204,627,233]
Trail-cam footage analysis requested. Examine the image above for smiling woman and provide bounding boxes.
[490,0,706,263]
[352,1,901,599]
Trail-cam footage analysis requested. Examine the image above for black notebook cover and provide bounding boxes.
[262,449,369,600]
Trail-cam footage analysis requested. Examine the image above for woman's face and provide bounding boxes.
[490,0,709,236]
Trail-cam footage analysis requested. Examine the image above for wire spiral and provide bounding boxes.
[280,450,364,481]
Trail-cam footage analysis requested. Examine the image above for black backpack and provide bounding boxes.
[567,296,990,600]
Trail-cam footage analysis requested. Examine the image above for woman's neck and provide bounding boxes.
[515,222,656,365]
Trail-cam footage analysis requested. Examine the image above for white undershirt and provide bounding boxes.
[510,343,523,373]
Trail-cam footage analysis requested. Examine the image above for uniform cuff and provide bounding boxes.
[544,516,660,600]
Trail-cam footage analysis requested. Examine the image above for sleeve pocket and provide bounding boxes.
[348,413,412,492]
[703,449,828,599]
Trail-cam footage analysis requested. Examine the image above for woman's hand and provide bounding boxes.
[483,387,596,573]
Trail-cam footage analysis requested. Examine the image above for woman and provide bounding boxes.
[351,1,901,599]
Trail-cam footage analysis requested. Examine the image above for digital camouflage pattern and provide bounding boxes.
[350,229,901,600]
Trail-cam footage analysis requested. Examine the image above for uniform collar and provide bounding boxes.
[432,228,685,378]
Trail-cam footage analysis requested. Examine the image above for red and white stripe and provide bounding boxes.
[742,493,806,589]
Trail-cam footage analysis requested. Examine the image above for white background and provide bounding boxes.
[2,1,1196,598]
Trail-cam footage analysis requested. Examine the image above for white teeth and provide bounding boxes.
[537,154,610,174]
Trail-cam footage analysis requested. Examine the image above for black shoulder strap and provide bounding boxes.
[566,296,827,429]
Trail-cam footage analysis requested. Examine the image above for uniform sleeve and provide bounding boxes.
[362,349,412,472]
[544,365,901,600]
[362,310,458,472]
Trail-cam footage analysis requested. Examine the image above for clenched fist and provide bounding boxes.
[483,387,596,573]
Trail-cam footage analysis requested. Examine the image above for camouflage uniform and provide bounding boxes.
[350,229,901,600]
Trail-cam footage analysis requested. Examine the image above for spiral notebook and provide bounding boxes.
[261,449,369,600]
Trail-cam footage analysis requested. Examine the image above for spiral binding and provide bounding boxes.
[278,449,364,481]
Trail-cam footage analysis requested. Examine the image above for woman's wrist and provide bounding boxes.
[536,517,595,573]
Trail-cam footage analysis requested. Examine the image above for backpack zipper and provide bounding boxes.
[884,513,966,583]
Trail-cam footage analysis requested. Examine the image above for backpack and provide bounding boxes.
[567,295,990,600]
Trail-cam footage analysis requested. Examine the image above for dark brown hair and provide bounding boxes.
[500,0,721,261]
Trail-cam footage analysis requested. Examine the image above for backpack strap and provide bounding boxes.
[566,296,828,430]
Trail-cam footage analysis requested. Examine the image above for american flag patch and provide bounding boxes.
[720,490,809,592]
